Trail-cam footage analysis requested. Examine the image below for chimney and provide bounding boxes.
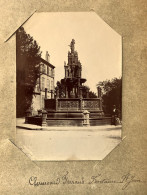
[45,51,50,63]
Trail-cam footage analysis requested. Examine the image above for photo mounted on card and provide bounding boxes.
[16,12,122,161]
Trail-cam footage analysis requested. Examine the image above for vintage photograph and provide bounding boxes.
[16,12,122,160]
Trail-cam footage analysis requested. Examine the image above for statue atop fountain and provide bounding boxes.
[61,39,86,99]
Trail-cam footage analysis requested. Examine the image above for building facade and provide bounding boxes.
[32,51,55,114]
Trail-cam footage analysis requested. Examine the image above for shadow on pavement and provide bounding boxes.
[105,126,121,131]
[106,136,122,140]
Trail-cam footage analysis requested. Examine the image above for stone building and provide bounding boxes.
[32,51,55,114]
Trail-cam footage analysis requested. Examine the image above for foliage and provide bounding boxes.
[82,85,97,98]
[97,77,122,115]
[55,81,66,98]
[16,26,42,117]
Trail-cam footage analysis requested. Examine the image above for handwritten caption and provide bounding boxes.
[29,171,145,190]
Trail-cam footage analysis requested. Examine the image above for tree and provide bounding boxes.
[55,81,66,98]
[16,27,42,117]
[82,85,97,98]
[97,77,122,116]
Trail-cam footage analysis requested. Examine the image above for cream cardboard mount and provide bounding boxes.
[12,12,123,161]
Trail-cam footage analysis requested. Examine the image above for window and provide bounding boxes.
[49,68,51,77]
[51,80,54,90]
[47,66,49,75]
[47,79,50,91]
[42,77,45,91]
[42,64,46,74]
[50,68,54,77]
[52,69,55,77]
[40,63,42,72]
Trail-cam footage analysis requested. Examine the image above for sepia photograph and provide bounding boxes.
[1,1,146,194]
[16,12,122,161]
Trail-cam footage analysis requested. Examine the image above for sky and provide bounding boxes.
[23,12,122,93]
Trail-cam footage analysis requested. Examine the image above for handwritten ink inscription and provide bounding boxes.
[29,171,145,190]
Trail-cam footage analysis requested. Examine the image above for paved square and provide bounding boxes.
[16,120,122,161]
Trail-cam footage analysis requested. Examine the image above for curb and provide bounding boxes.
[16,125,42,130]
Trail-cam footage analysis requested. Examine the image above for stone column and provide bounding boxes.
[51,90,53,99]
[64,62,68,78]
[97,87,102,110]
[77,78,80,98]
[83,110,90,126]
[55,99,58,111]
[97,86,102,98]
[42,110,47,126]
[79,87,83,99]
[79,87,83,110]
[100,87,102,97]
[100,99,103,111]
[86,88,89,98]
[65,87,68,98]
[56,87,59,98]
[25,108,32,124]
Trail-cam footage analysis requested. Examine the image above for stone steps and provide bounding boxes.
[46,117,111,127]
